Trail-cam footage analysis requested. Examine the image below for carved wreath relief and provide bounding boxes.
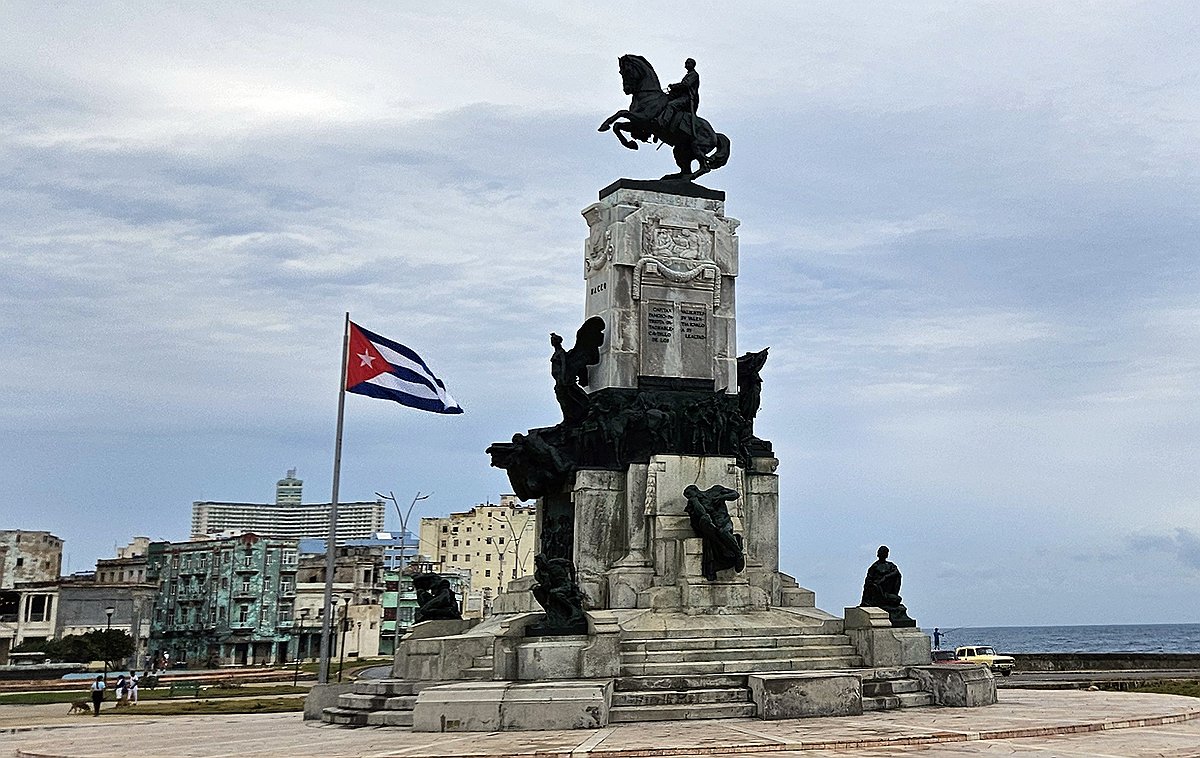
[633,214,721,308]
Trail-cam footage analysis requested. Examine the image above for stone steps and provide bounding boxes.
[623,625,818,641]
[621,644,858,664]
[620,654,863,677]
[615,673,749,692]
[620,633,850,653]
[322,678,429,727]
[862,690,934,711]
[609,701,758,723]
[860,676,933,712]
[611,687,750,707]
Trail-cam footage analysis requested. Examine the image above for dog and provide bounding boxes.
[68,700,91,714]
[114,699,131,709]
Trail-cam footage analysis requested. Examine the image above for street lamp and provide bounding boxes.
[337,594,352,682]
[375,490,430,576]
[103,606,115,683]
[292,609,309,687]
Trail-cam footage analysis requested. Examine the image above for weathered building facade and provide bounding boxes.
[417,495,536,616]
[148,533,298,666]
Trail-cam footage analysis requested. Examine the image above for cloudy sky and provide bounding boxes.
[2,3,1198,627]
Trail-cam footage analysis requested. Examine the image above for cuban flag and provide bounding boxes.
[345,322,463,414]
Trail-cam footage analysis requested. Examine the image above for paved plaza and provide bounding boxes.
[3,690,1199,757]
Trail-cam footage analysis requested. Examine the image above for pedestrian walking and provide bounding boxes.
[128,671,139,704]
[115,675,128,704]
[89,675,106,716]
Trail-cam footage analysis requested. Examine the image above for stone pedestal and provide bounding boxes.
[581,185,740,393]
[844,607,931,667]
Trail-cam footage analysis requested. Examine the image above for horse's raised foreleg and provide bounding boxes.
[613,123,640,150]
[598,110,631,132]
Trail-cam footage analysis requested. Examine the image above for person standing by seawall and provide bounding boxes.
[89,675,106,716]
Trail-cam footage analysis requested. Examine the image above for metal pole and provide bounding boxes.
[337,604,347,682]
[319,312,351,685]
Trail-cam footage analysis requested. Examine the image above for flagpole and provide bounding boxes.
[318,312,350,685]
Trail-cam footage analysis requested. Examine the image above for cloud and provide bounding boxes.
[1126,529,1200,571]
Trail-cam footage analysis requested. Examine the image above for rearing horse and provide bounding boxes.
[598,55,731,182]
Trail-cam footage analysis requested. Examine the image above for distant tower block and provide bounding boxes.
[581,182,739,394]
[275,468,303,505]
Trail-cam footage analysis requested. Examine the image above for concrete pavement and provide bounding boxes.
[2,689,1199,757]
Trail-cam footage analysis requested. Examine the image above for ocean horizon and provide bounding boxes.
[925,623,1200,654]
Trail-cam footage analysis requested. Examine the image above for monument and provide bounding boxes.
[320,54,996,731]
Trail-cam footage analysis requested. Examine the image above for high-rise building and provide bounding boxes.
[418,495,536,615]
[275,468,303,505]
[191,471,384,543]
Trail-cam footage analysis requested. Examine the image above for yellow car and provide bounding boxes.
[955,645,1016,675]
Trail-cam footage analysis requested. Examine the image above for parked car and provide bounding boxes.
[955,645,1016,675]
[931,649,970,664]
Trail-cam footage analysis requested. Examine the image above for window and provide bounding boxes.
[451,554,458,562]
[441,526,448,533]
[453,539,459,547]
[440,540,446,548]
[466,540,471,546]
[485,554,491,562]
[240,580,251,593]
[499,537,505,544]
[238,605,250,624]
[486,537,493,544]
[485,570,491,577]
[15,557,23,567]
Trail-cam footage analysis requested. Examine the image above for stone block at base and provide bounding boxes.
[748,673,863,719]
[516,637,588,680]
[304,682,357,721]
[910,664,997,706]
[411,680,612,732]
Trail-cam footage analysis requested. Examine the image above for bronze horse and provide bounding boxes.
[598,55,731,181]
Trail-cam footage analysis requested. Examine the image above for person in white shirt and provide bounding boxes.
[89,675,106,716]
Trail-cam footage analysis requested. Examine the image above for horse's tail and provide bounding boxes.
[708,132,731,170]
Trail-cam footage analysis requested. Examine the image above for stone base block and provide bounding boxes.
[844,607,929,667]
[781,586,816,607]
[680,581,768,612]
[516,637,587,680]
[909,664,997,707]
[606,566,654,609]
[748,672,863,719]
[304,682,356,721]
[412,680,612,732]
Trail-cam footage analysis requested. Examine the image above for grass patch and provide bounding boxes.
[1132,681,1200,698]
[107,697,304,716]
[0,685,308,706]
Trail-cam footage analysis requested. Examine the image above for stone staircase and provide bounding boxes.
[618,624,863,677]
[461,654,493,680]
[861,670,933,711]
[610,674,756,722]
[322,679,426,727]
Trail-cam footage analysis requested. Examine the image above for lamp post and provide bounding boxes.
[103,606,115,682]
[375,490,430,576]
[292,609,308,687]
[337,594,351,682]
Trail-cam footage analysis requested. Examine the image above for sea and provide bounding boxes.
[925,624,1200,654]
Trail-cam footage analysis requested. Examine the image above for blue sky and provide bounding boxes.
[1,3,1197,626]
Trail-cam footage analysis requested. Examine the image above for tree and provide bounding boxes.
[83,629,134,671]
[31,630,134,667]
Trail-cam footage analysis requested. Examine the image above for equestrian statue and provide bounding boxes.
[598,55,731,181]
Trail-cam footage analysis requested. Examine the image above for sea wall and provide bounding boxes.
[1014,653,1200,671]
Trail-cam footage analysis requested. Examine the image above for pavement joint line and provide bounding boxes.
[571,726,616,754]
[719,722,795,745]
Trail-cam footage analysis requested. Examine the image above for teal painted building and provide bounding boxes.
[148,533,299,667]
